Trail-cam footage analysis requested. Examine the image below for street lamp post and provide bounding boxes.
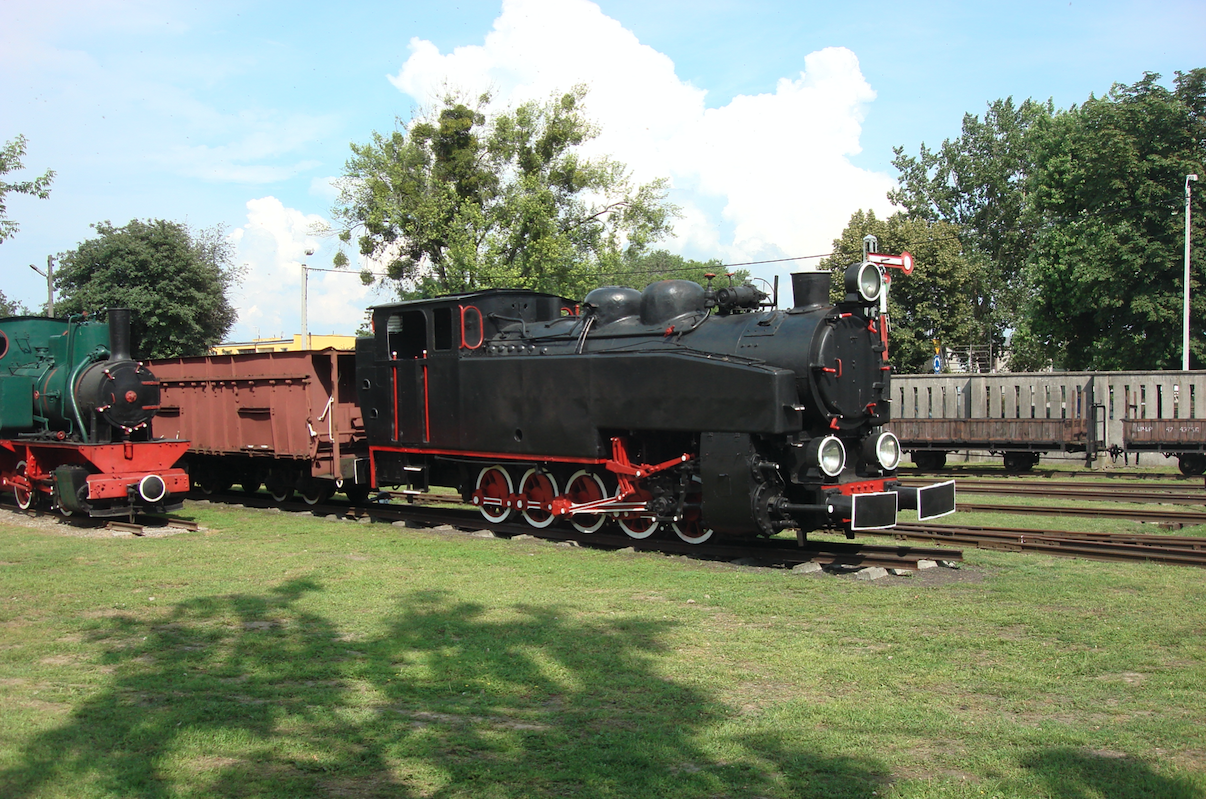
[29,255,54,317]
[1186,174,1198,370]
[301,248,314,350]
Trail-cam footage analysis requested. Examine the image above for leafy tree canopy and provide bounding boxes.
[55,219,241,358]
[1023,70,1206,370]
[0,289,31,317]
[889,98,1052,350]
[819,210,981,374]
[331,86,677,300]
[603,249,750,292]
[0,134,55,244]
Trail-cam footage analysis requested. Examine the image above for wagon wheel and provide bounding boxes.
[196,472,219,495]
[268,484,295,503]
[671,476,713,544]
[301,481,335,506]
[266,469,296,503]
[1003,452,1037,473]
[519,469,559,529]
[565,470,607,533]
[343,484,372,505]
[912,451,946,471]
[1178,454,1206,476]
[240,480,262,496]
[474,465,513,523]
[12,461,36,511]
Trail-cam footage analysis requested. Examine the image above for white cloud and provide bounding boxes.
[387,0,896,281]
[228,197,375,342]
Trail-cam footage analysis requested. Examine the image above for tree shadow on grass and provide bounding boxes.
[1,579,890,798]
[1019,747,1203,799]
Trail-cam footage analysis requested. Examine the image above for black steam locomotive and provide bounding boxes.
[356,266,955,542]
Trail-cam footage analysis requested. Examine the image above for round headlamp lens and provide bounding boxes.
[818,435,846,477]
[875,432,902,471]
[844,261,883,302]
[858,262,882,302]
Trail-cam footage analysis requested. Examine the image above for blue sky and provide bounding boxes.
[3,0,1202,341]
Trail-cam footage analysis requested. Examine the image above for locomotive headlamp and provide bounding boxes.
[844,261,883,303]
[806,435,847,477]
[863,431,902,471]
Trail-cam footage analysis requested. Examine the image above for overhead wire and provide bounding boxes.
[305,251,840,281]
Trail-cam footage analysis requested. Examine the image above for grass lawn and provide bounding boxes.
[1,502,1203,798]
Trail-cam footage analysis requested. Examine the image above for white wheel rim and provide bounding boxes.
[672,521,714,544]
[303,485,328,505]
[13,461,32,509]
[567,470,607,533]
[672,476,711,543]
[519,468,559,528]
[475,466,513,522]
[617,516,658,540]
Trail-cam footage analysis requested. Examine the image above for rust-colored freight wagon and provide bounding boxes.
[1123,419,1206,473]
[150,350,370,503]
[888,373,1099,471]
[888,418,1092,471]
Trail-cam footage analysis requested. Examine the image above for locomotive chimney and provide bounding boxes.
[791,272,830,310]
[107,308,133,361]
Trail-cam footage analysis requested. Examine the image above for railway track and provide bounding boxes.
[208,493,1206,568]
[903,467,1195,481]
[901,477,1206,506]
[15,479,1205,569]
[893,521,1206,568]
[904,476,1193,491]
[278,500,964,571]
[107,517,200,536]
[954,501,1206,526]
[0,505,201,537]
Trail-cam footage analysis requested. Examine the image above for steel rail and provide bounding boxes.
[197,493,960,569]
[954,501,1206,525]
[910,481,1206,505]
[902,467,1194,481]
[347,503,963,570]
[892,522,1206,568]
[899,477,1194,492]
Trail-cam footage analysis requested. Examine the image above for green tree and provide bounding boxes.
[55,219,241,358]
[605,250,749,291]
[1023,70,1206,370]
[0,134,55,244]
[819,210,982,374]
[889,98,1053,352]
[332,87,676,300]
[0,289,30,316]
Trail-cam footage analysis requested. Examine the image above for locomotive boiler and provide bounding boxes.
[357,265,956,542]
[0,309,189,517]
